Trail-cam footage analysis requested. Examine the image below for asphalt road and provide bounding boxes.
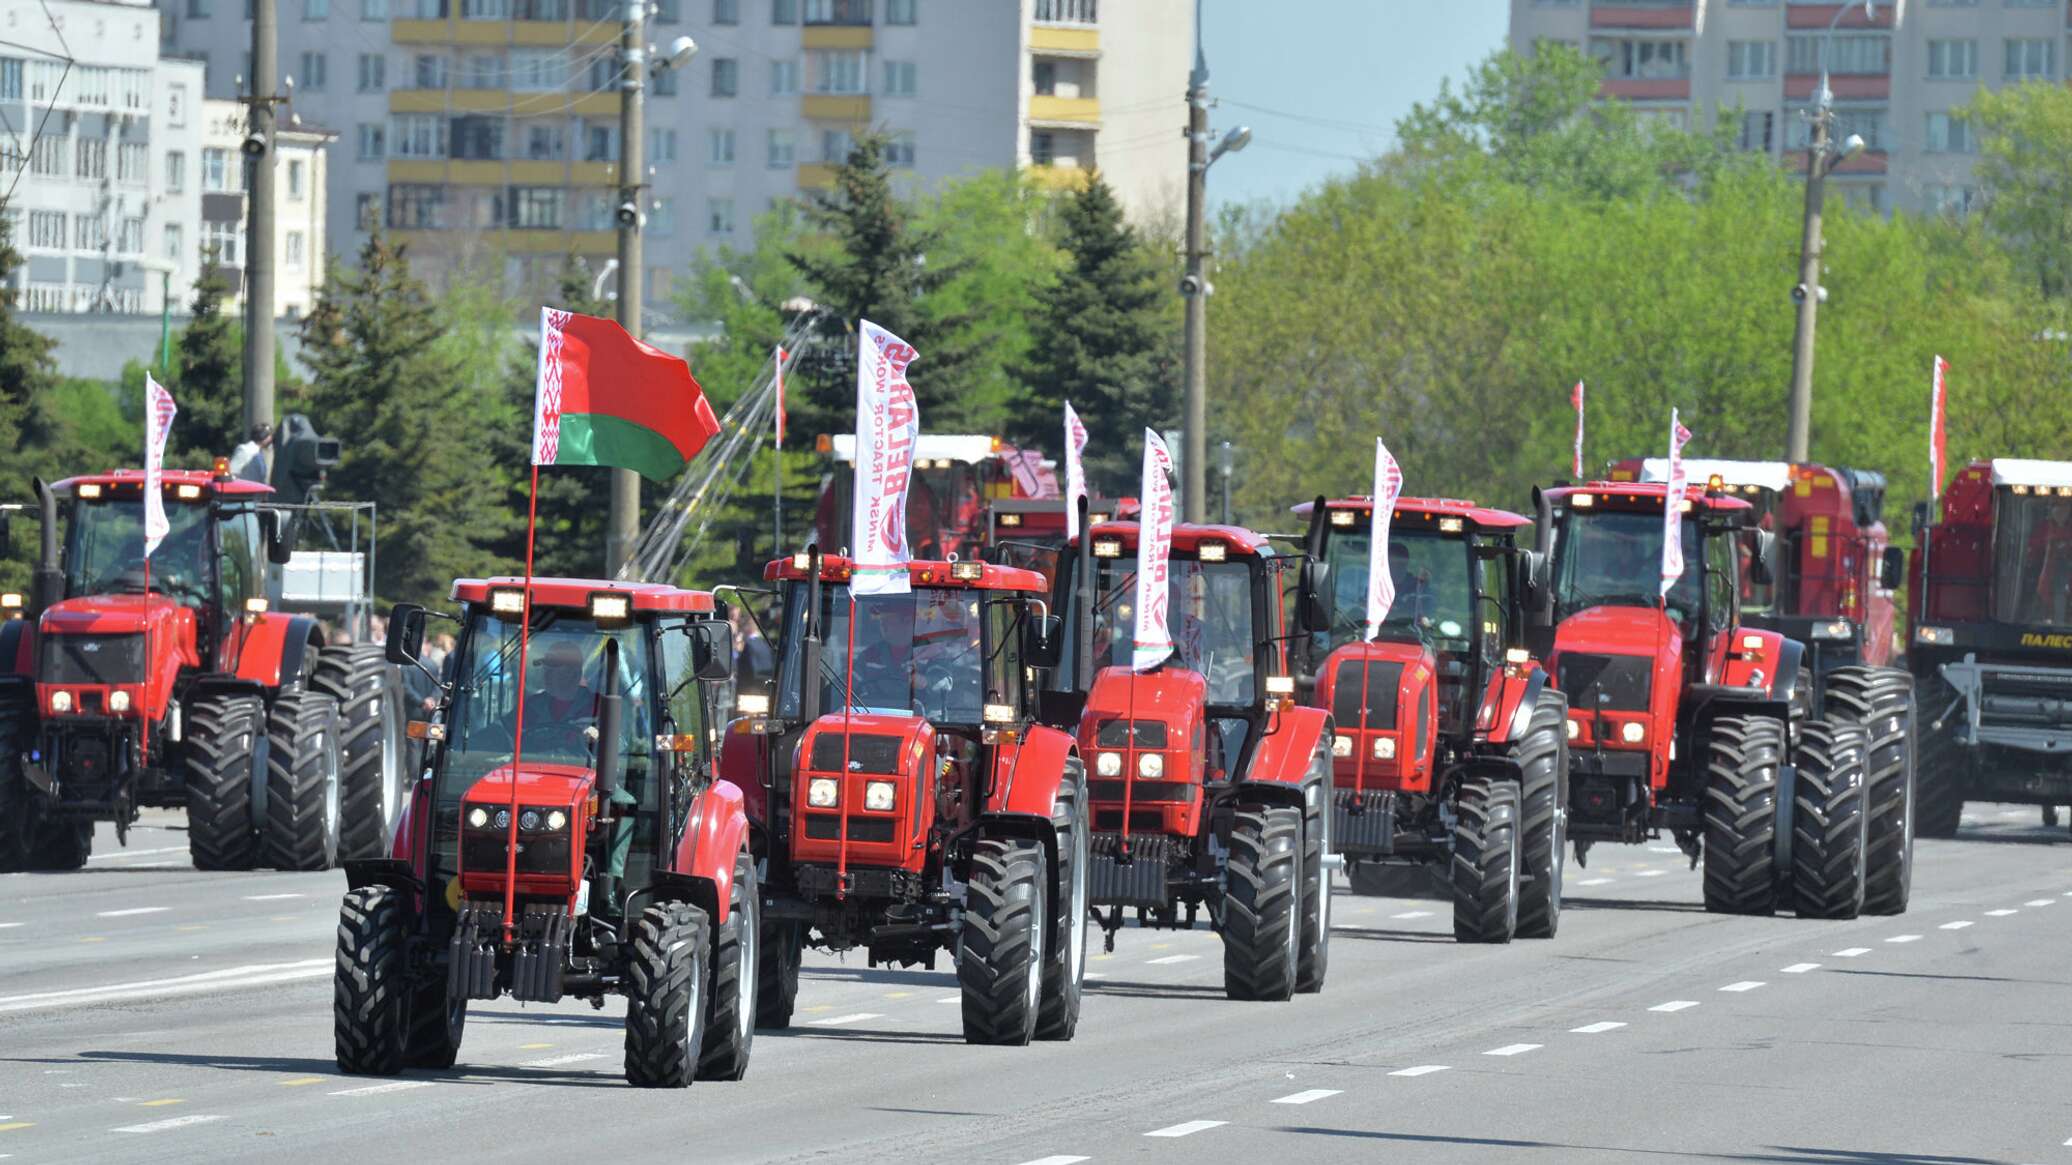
[4,805,2070,1165]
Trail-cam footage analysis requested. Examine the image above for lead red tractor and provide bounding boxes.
[1043,518,1333,1001]
[720,550,1089,1045]
[1291,496,1569,943]
[0,465,403,871]
[335,578,756,1087]
[1528,479,1899,919]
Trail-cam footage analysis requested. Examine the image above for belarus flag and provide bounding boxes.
[534,307,721,482]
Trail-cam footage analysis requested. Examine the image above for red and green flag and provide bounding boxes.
[533,307,721,482]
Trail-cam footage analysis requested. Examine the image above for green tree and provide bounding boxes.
[1964,81,2072,298]
[0,216,64,483]
[170,262,245,462]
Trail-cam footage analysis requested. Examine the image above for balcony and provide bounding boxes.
[1028,94,1100,126]
[801,25,872,50]
[1034,0,1095,24]
[1600,77,1690,99]
[1024,163,1090,192]
[796,162,838,190]
[390,15,615,44]
[1589,2,1695,31]
[391,228,616,255]
[385,159,619,186]
[801,94,871,121]
[1784,74,1889,100]
[1029,25,1099,56]
[1785,3,1894,30]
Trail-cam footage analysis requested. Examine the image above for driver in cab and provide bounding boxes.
[516,638,599,758]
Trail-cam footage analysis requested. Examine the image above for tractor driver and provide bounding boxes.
[514,638,600,759]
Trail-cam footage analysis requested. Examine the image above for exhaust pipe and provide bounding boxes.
[30,478,61,619]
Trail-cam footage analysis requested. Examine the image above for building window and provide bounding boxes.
[708,196,734,233]
[27,59,63,101]
[30,134,63,176]
[588,56,620,92]
[116,141,148,184]
[1591,39,1688,80]
[883,59,915,96]
[300,52,328,91]
[649,127,676,162]
[885,0,912,23]
[1726,41,1775,80]
[513,0,568,16]
[392,114,447,157]
[1737,110,1774,153]
[1926,39,1977,79]
[165,150,186,192]
[168,83,188,126]
[355,192,381,229]
[585,123,618,161]
[649,196,675,236]
[709,127,735,165]
[75,214,108,250]
[414,53,448,88]
[358,123,386,159]
[883,132,913,168]
[362,0,389,17]
[772,0,797,21]
[305,0,328,18]
[524,121,567,159]
[809,49,866,93]
[713,0,738,22]
[1029,130,1054,165]
[27,210,65,249]
[285,230,306,268]
[771,58,799,94]
[507,186,564,229]
[287,159,306,199]
[460,0,507,18]
[76,66,110,106]
[118,217,143,254]
[820,127,853,162]
[358,53,387,91]
[803,0,870,24]
[1033,0,1093,21]
[202,147,229,189]
[1924,111,1973,153]
[459,53,497,89]
[187,0,210,15]
[711,57,738,96]
[2005,38,2055,81]
[1785,35,1888,76]
[511,48,566,90]
[76,138,107,180]
[450,115,505,160]
[387,184,445,229]
[164,222,183,262]
[1033,60,1055,95]
[767,127,794,166]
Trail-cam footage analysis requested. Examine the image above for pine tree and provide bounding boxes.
[170,262,245,463]
[0,216,65,486]
[1012,175,1175,493]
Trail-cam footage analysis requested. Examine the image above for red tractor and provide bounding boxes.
[1528,479,1898,919]
[719,550,1089,1045]
[336,578,756,1087]
[1043,518,1334,1000]
[813,434,1056,562]
[984,495,1133,584]
[0,465,404,871]
[1908,459,2072,838]
[1291,496,1569,943]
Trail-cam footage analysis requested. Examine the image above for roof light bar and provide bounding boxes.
[1197,542,1227,562]
[489,589,527,615]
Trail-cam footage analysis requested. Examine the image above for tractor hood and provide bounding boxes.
[35,594,200,722]
[461,760,596,814]
[40,593,196,644]
[1313,639,1437,793]
[792,711,937,874]
[455,760,596,900]
[1552,604,1681,662]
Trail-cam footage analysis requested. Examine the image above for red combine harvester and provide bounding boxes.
[720,551,1088,1045]
[813,434,1055,562]
[336,578,756,1087]
[0,463,403,871]
[1909,459,2072,838]
[1528,478,1894,918]
[1291,496,1569,942]
[1043,518,1334,999]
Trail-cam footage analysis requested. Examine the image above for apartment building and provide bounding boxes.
[1509,0,2072,215]
[197,97,333,317]
[3,0,204,313]
[163,0,1188,308]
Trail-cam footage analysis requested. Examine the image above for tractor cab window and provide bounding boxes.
[776,584,987,726]
[1552,507,1704,624]
[986,598,1025,714]
[65,494,215,607]
[1319,527,1475,655]
[658,621,714,759]
[1704,522,1736,631]
[217,509,263,611]
[1060,556,1258,707]
[1992,489,2072,626]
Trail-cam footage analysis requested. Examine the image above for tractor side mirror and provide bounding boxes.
[689,620,734,681]
[1880,545,1904,590]
[1023,612,1063,669]
[386,602,427,666]
[1749,530,1777,587]
[1516,550,1546,615]
[1297,560,1331,632]
[258,508,295,565]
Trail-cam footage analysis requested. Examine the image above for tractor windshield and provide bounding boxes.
[1057,555,1259,706]
[1317,526,1475,653]
[1992,490,2072,626]
[1552,507,1706,622]
[774,584,997,726]
[65,496,215,607]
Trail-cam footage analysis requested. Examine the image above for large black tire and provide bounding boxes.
[1036,767,1089,1039]
[1513,688,1567,940]
[28,820,91,870]
[698,847,759,1081]
[312,645,406,861]
[262,689,343,871]
[1702,715,1785,916]
[182,693,266,871]
[959,838,1047,1045]
[1914,675,1965,839]
[402,978,465,1070]
[1825,666,1916,914]
[0,689,38,872]
[1452,779,1520,944]
[755,916,803,1031]
[1222,806,1303,1001]
[1296,761,1332,994]
[1790,719,1869,920]
[624,901,713,1088]
[335,886,409,1076]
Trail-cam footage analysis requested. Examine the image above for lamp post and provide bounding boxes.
[1180,0,1251,521]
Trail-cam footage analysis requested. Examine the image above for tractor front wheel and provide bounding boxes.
[312,644,407,861]
[335,886,410,1076]
[1513,688,1568,940]
[698,846,760,1081]
[0,689,35,872]
[1702,716,1785,916]
[29,821,91,870]
[959,838,1048,1045]
[1297,761,1333,993]
[182,693,266,871]
[1223,806,1303,1001]
[1452,779,1520,944]
[262,689,343,871]
[1037,766,1089,1040]
[1823,667,1915,915]
[624,902,713,1088]
[1790,719,1869,920]
[402,979,465,1070]
[755,917,803,1031]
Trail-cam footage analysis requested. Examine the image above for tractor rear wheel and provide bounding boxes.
[312,645,406,862]
[1790,719,1869,920]
[29,821,91,870]
[335,886,409,1076]
[624,901,713,1088]
[1513,688,1568,940]
[1222,806,1303,1001]
[1825,667,1916,914]
[959,838,1047,1045]
[755,917,803,1031]
[1452,779,1520,944]
[1914,676,1965,840]
[0,688,36,873]
[1037,767,1089,1039]
[262,689,343,871]
[698,846,759,1081]
[1702,715,1785,916]
[182,693,266,871]
[402,979,465,1069]
[1297,758,1333,994]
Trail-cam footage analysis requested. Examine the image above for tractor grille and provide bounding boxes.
[1093,719,1169,749]
[41,634,144,685]
[808,732,904,774]
[1559,653,1652,713]
[1089,780,1195,803]
[1330,660,1403,730]
[803,814,896,843]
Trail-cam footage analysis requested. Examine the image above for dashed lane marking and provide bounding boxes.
[1781,963,1819,974]
[0,1124,30,1133]
[1570,1022,1625,1034]
[1145,1121,1226,1138]
[78,937,107,944]
[2024,899,2055,908]
[1390,1065,1451,1077]
[936,996,960,1004]
[1885,935,1922,944]
[137,1099,183,1108]
[0,924,20,930]
[87,847,189,862]
[884,991,914,1000]
[1634,870,1667,878]
[1484,1044,1542,1056]
[1940,921,1974,930]
[1272,1090,1342,1105]
[1650,1001,1699,1012]
[95,908,170,918]
[1577,878,1614,887]
[1146,955,1200,966]
[1986,909,2018,917]
[810,1013,884,1027]
[1719,981,1766,993]
[112,1115,224,1134]
[1084,972,1108,980]
[1014,1157,1090,1165]
[1392,910,1434,920]
[279,1078,324,1088]
[329,1082,434,1098]
[518,1043,553,1050]
[524,1052,607,1068]
[243,894,307,902]
[1832,948,1871,957]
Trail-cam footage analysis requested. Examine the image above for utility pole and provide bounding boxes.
[1180,20,1209,524]
[241,0,278,442]
[1784,112,1829,465]
[606,0,646,579]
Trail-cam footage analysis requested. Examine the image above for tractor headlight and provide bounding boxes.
[864,780,896,811]
[1137,752,1164,778]
[1565,718,1580,740]
[1095,751,1123,776]
[1332,734,1353,758]
[807,777,839,808]
[1620,721,1646,745]
[1372,736,1396,760]
[49,690,72,713]
[1915,625,1953,646]
[519,809,542,832]
[108,689,132,713]
[1812,620,1852,641]
[467,806,490,829]
[493,808,511,830]
[545,809,569,831]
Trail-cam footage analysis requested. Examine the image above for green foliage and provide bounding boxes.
[170,263,244,463]
[1963,82,2072,299]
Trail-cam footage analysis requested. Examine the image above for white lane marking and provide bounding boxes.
[0,959,331,1013]
[1650,1001,1699,1013]
[87,847,189,862]
[1577,878,1614,887]
[1719,981,1766,993]
[1781,963,1819,974]
[1390,1065,1451,1076]
[1015,1158,1091,1165]
[2024,899,2055,908]
[1145,955,1199,966]
[1391,910,1434,920]
[0,924,20,930]
[523,1052,607,1068]
[936,996,960,1004]
[112,1115,224,1134]
[1648,847,1679,854]
[1084,972,1107,980]
[1940,921,1974,930]
[242,894,307,902]
[1986,909,2019,917]
[810,1012,883,1027]
[1885,935,1922,944]
[1271,1089,1342,1105]
[329,1081,434,1098]
[1569,1022,1625,1034]
[2062,891,2072,897]
[1484,1043,1542,1057]
[1634,870,1667,878]
[1145,1121,1226,1138]
[95,907,170,918]
[1832,947,1871,957]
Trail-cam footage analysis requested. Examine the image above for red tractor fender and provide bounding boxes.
[1717,626,1787,691]
[1478,665,1549,746]
[224,612,323,689]
[669,778,750,925]
[1239,703,1333,803]
[984,722,1078,820]
[717,719,770,828]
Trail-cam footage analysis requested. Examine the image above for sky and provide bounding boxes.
[1201,0,1512,209]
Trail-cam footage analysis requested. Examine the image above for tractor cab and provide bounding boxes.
[984,496,1135,584]
[813,434,1056,562]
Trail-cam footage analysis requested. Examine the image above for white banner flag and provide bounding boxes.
[1660,408,1692,599]
[143,374,178,558]
[1064,401,1089,539]
[851,320,922,597]
[1364,437,1403,640]
[1132,428,1176,672]
[1571,381,1586,479]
